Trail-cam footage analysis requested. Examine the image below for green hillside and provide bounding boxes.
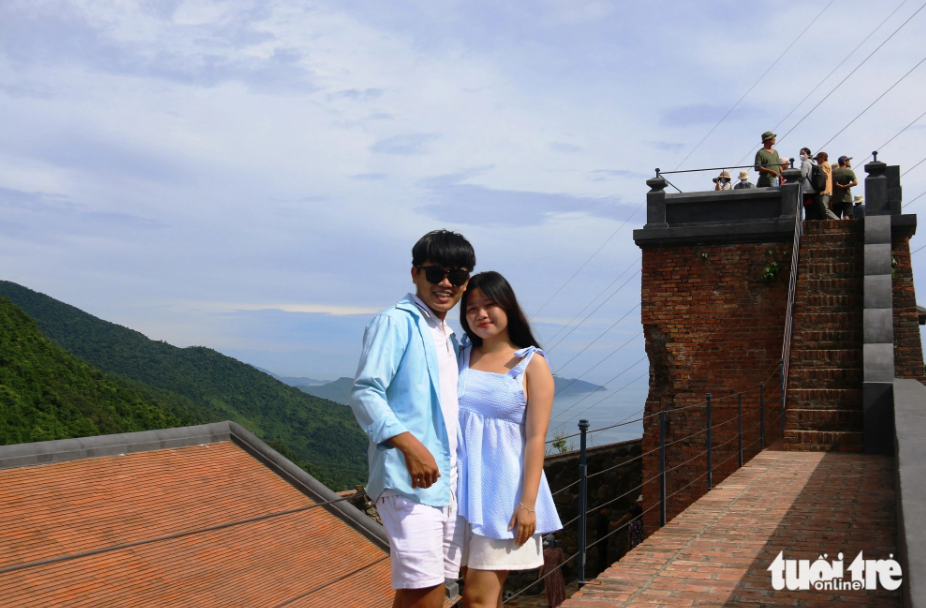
[0,281,368,490]
[0,297,189,444]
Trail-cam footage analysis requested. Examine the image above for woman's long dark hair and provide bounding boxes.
[460,271,541,349]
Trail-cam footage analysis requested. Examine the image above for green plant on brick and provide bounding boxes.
[892,257,898,279]
[762,248,782,283]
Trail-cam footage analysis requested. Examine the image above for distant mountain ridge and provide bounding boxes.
[298,377,354,405]
[0,281,367,490]
[287,374,604,407]
[553,376,605,394]
[256,368,330,387]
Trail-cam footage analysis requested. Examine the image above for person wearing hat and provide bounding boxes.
[734,169,755,189]
[713,170,732,190]
[832,156,858,219]
[755,131,781,188]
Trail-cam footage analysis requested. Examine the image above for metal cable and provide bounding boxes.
[502,550,581,604]
[861,106,926,164]
[549,356,648,425]
[552,304,642,374]
[902,190,925,209]
[736,0,911,165]
[545,258,641,346]
[818,54,926,151]
[672,0,837,171]
[551,478,582,497]
[553,370,649,428]
[776,1,926,146]
[901,155,926,177]
[530,203,644,320]
[553,332,643,395]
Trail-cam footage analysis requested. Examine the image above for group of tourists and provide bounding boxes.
[711,130,863,221]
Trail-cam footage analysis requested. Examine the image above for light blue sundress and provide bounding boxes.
[457,345,563,540]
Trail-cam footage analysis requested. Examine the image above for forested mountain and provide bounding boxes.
[0,281,367,490]
[0,297,190,444]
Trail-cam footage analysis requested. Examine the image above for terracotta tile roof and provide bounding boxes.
[0,441,395,607]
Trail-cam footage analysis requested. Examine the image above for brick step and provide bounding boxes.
[791,313,861,329]
[784,429,863,452]
[788,367,861,387]
[791,349,861,366]
[797,245,863,256]
[792,330,862,349]
[798,262,863,275]
[793,294,862,309]
[796,278,863,293]
[787,388,863,409]
[786,408,863,432]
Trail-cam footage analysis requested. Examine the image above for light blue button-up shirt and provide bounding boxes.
[349,294,460,507]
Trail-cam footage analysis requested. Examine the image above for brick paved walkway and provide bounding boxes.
[563,450,899,607]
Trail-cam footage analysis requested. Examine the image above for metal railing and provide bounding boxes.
[779,182,805,439]
[505,366,784,602]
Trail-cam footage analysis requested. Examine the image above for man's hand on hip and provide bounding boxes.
[388,432,441,489]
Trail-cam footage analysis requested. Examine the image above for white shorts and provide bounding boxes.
[460,521,544,571]
[378,494,465,589]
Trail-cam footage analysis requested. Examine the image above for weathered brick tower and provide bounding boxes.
[633,160,923,534]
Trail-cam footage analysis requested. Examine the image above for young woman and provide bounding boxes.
[456,271,562,608]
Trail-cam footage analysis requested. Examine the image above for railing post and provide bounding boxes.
[780,358,785,442]
[659,411,666,527]
[738,393,743,468]
[578,419,589,588]
[706,394,712,490]
[760,383,765,450]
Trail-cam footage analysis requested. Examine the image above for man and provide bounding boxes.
[815,152,840,220]
[350,230,475,608]
[734,169,754,189]
[832,156,859,219]
[755,131,781,188]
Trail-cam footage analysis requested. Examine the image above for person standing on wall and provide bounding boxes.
[832,156,858,219]
[799,147,827,221]
[815,151,840,220]
[755,131,781,188]
[350,230,476,608]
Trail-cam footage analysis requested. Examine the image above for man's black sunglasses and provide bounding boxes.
[416,266,470,286]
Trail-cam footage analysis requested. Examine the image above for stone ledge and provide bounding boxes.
[893,378,926,608]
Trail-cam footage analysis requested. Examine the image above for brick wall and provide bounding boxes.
[640,240,791,534]
[891,234,925,383]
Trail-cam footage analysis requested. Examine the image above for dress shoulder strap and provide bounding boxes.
[507,346,547,378]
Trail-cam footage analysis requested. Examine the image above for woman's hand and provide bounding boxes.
[508,503,537,546]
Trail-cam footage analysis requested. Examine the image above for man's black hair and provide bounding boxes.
[411,230,476,270]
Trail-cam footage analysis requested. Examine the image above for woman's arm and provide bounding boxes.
[509,352,555,545]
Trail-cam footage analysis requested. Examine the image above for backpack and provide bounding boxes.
[810,162,827,192]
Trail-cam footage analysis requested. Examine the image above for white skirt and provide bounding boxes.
[460,520,543,571]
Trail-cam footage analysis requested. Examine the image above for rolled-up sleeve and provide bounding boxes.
[350,314,409,450]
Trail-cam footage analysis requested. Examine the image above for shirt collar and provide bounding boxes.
[410,293,453,333]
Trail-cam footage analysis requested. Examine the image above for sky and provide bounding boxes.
[2,0,926,436]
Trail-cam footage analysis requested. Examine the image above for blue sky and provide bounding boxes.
[2,0,926,434]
